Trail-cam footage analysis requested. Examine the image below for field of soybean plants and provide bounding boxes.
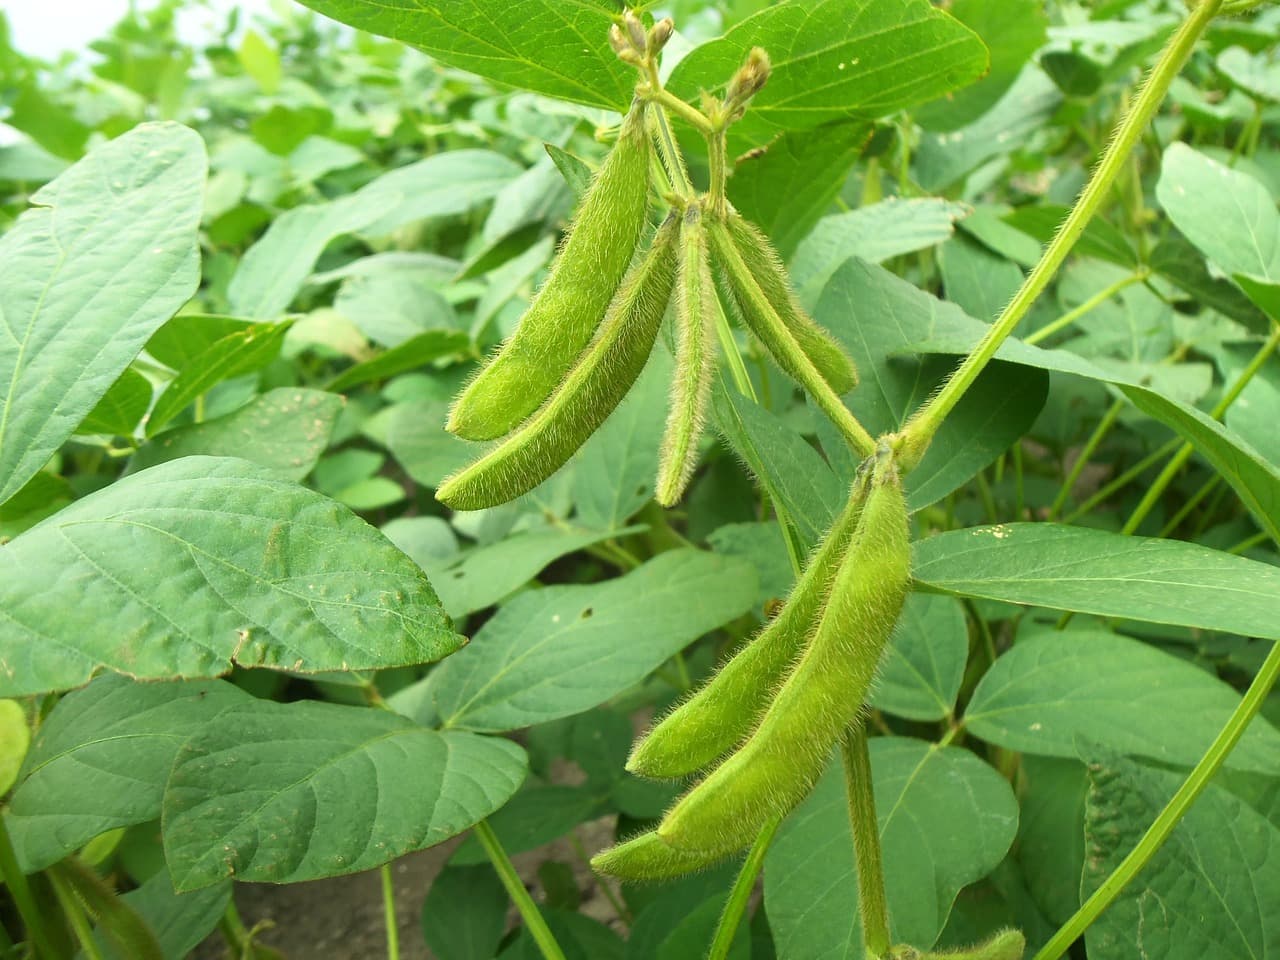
[2,0,1279,957]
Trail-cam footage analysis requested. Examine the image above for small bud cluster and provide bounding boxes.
[723,47,771,121]
[609,10,674,66]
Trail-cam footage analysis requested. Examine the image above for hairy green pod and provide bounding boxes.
[656,205,718,507]
[708,219,849,399]
[437,215,679,510]
[894,928,1026,960]
[657,453,910,855]
[627,475,871,779]
[447,101,653,440]
[590,828,729,883]
[725,213,857,393]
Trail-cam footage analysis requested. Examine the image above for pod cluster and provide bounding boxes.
[593,447,910,881]
[436,116,857,512]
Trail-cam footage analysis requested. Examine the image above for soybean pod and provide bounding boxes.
[436,215,679,511]
[725,213,857,394]
[656,450,910,855]
[590,828,728,883]
[447,100,653,441]
[655,204,718,507]
[627,473,871,779]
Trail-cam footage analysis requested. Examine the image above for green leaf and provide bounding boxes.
[421,865,508,960]
[545,143,592,198]
[326,330,470,392]
[913,523,1280,641]
[966,628,1280,774]
[162,699,527,890]
[668,0,987,146]
[814,260,1047,512]
[727,121,870,258]
[237,30,282,95]
[78,369,153,437]
[6,676,249,873]
[0,122,206,505]
[146,321,293,435]
[939,234,1025,322]
[229,150,520,319]
[130,388,343,481]
[385,399,476,489]
[92,870,231,960]
[1016,756,1087,926]
[418,549,757,732]
[765,738,1018,958]
[1156,142,1280,319]
[792,198,971,304]
[0,457,464,697]
[1217,45,1280,104]
[1082,752,1280,960]
[145,316,254,372]
[914,0,1049,132]
[424,525,633,620]
[869,593,968,722]
[293,0,634,110]
[713,386,843,551]
[572,348,670,530]
[0,470,71,539]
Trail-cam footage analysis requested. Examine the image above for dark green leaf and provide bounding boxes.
[421,865,509,960]
[869,593,968,722]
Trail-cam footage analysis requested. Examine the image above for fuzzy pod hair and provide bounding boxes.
[655,205,719,507]
[447,100,654,441]
[894,929,1026,960]
[656,452,911,856]
[590,828,729,883]
[724,213,857,394]
[627,473,872,779]
[437,215,679,510]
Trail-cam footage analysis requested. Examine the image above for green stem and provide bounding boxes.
[1121,324,1280,535]
[49,870,104,960]
[381,864,400,960]
[1157,474,1220,537]
[1024,270,1149,346]
[901,0,1223,467]
[1048,397,1124,520]
[707,817,780,960]
[0,814,59,960]
[843,724,891,960]
[646,84,715,137]
[1032,637,1280,960]
[473,821,567,960]
[1227,530,1268,555]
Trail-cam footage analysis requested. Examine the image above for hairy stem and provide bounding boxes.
[381,864,400,960]
[843,723,891,959]
[474,821,567,960]
[1033,637,1280,960]
[901,0,1223,467]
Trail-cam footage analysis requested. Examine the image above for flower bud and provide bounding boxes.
[648,18,674,56]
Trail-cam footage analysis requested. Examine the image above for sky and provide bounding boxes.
[6,0,272,60]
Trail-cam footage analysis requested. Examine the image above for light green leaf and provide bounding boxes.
[425,526,632,620]
[792,198,971,304]
[0,457,464,697]
[913,523,1280,641]
[130,388,342,481]
[1217,45,1280,104]
[0,699,29,796]
[229,151,520,319]
[293,0,634,111]
[162,699,527,890]
[420,549,757,732]
[326,330,470,393]
[0,122,205,505]
[0,470,71,539]
[6,676,249,873]
[146,321,293,435]
[765,738,1018,959]
[77,369,153,437]
[385,399,475,489]
[146,316,254,372]
[237,30,282,94]
[966,628,1280,774]
[1156,142,1280,319]
[869,593,968,722]
[1083,752,1280,960]
[668,0,987,146]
